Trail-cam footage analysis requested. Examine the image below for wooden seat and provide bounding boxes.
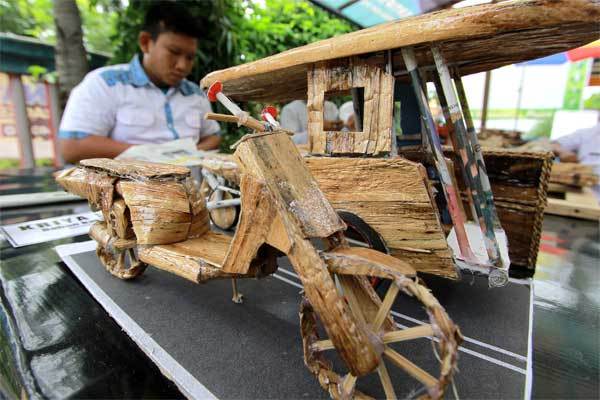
[138,230,235,283]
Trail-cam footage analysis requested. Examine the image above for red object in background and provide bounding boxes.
[567,40,600,62]
[437,124,449,144]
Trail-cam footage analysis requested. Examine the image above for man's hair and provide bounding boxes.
[142,1,202,40]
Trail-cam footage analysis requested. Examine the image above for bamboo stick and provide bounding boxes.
[401,46,475,261]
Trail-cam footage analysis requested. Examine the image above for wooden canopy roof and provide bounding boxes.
[200,0,600,103]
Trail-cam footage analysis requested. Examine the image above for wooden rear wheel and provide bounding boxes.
[300,275,461,399]
[208,190,239,231]
[96,243,147,280]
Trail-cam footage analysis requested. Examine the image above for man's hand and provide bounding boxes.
[60,136,132,164]
[197,134,221,151]
[551,142,579,163]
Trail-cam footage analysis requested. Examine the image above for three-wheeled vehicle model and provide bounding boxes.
[55,0,599,398]
[56,131,461,399]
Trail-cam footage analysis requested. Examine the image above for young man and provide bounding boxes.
[58,1,220,164]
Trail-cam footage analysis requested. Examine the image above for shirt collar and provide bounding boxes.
[129,55,198,96]
[129,55,151,87]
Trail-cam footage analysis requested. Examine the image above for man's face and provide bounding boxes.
[139,31,197,87]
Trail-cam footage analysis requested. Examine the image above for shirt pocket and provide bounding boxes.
[114,109,155,143]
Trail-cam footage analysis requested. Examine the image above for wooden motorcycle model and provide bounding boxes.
[56,127,461,399]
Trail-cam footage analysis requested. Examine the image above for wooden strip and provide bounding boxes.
[546,197,600,221]
[311,325,434,351]
[307,64,327,154]
[204,112,266,132]
[383,325,434,344]
[340,374,357,398]
[372,283,400,331]
[323,246,415,277]
[384,347,437,388]
[221,175,277,274]
[338,275,369,325]
[138,235,238,283]
[377,361,398,400]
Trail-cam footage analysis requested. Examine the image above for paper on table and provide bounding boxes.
[1,211,101,248]
[116,138,216,166]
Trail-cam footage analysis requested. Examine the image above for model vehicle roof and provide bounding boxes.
[201,0,599,102]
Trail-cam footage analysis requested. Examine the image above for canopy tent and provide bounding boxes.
[309,0,459,27]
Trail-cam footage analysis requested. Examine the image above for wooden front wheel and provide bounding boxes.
[300,275,461,399]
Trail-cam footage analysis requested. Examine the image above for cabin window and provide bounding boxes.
[323,88,364,132]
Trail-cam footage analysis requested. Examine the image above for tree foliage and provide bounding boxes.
[239,0,353,63]
[0,0,119,53]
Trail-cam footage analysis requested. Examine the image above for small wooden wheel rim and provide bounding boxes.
[208,190,238,230]
[300,276,461,400]
[96,243,147,280]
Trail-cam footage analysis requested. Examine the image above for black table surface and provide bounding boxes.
[0,168,183,399]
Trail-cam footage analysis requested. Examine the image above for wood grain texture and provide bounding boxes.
[305,156,457,278]
[323,247,416,278]
[138,232,238,283]
[118,180,191,245]
[221,174,277,274]
[55,167,115,224]
[81,158,190,180]
[234,132,346,239]
[109,199,134,239]
[201,0,599,102]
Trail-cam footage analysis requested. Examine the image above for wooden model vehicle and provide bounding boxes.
[200,0,599,283]
[56,130,461,399]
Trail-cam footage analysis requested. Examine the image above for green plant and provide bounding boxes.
[526,116,554,139]
[583,92,600,110]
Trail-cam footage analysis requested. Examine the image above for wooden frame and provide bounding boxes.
[308,59,394,155]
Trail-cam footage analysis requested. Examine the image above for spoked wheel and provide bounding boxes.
[96,242,147,280]
[300,274,461,399]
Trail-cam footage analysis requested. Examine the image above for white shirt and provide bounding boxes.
[58,56,220,145]
[339,101,355,124]
[280,100,338,144]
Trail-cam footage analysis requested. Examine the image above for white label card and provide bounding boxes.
[1,212,101,248]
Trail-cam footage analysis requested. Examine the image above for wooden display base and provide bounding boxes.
[546,185,600,221]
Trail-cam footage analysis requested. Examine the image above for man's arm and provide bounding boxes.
[197,134,221,151]
[60,136,131,164]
